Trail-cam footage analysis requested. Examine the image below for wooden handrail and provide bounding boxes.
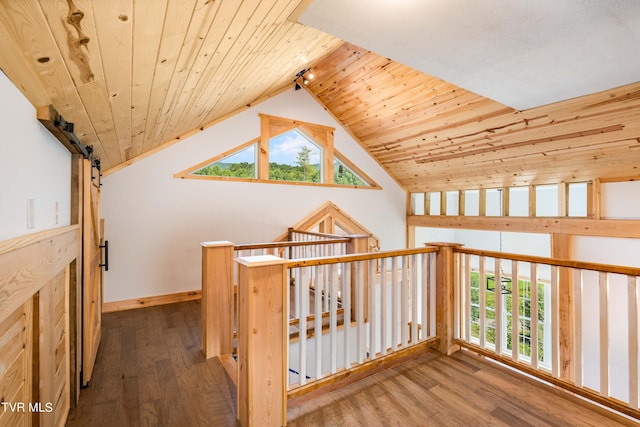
[206,237,640,422]
[288,229,353,239]
[287,246,439,268]
[456,247,640,277]
[234,238,350,251]
[0,224,80,255]
[456,244,640,419]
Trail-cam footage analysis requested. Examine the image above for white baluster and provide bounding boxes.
[330,264,339,373]
[391,257,398,351]
[381,258,388,354]
[369,258,376,358]
[479,256,486,348]
[599,271,609,397]
[629,275,639,410]
[546,267,557,377]
[401,256,408,348]
[511,260,519,362]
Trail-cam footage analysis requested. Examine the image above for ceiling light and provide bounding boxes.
[293,68,314,90]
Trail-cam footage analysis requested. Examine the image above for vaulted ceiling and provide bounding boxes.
[1,0,640,192]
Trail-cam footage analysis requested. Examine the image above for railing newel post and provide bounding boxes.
[426,242,464,355]
[201,241,235,359]
[347,234,371,321]
[236,255,288,427]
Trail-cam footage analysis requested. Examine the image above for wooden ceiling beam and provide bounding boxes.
[408,215,640,239]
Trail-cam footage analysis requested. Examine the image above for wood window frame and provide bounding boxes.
[174,114,380,189]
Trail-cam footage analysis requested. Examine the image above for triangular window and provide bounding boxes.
[191,143,256,179]
[175,114,380,189]
[334,155,369,187]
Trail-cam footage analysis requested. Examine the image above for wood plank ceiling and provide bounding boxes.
[1,1,640,192]
[306,43,640,192]
[0,0,342,172]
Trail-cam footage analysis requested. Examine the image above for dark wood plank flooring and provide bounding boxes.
[67,301,238,427]
[67,301,637,426]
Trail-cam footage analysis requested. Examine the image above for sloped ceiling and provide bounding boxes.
[0,0,342,172]
[305,43,640,192]
[1,0,640,192]
[299,0,640,110]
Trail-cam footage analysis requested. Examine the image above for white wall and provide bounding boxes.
[602,181,640,219]
[0,71,71,241]
[414,228,550,257]
[101,88,406,303]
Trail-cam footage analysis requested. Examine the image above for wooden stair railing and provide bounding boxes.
[205,238,640,425]
[453,246,640,421]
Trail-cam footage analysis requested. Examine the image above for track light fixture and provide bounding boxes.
[293,68,314,90]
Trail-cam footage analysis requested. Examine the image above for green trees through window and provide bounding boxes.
[192,144,256,178]
[175,114,380,189]
[334,158,366,186]
[268,129,321,183]
[469,271,548,364]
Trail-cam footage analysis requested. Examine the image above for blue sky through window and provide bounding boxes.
[269,129,321,165]
[222,144,255,163]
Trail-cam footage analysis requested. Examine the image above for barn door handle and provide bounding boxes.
[99,240,109,271]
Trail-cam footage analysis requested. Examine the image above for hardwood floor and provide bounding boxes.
[67,301,238,427]
[288,351,637,426]
[67,301,636,426]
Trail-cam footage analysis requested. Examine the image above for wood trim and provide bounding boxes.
[408,214,640,238]
[558,182,568,217]
[324,128,334,184]
[593,178,602,219]
[551,233,574,381]
[218,353,238,386]
[70,154,82,406]
[236,256,288,427]
[430,242,463,354]
[174,172,381,189]
[425,191,431,216]
[598,176,640,183]
[529,185,537,217]
[0,226,80,324]
[202,242,234,359]
[457,247,640,276]
[272,201,381,249]
[101,290,201,313]
[0,225,80,256]
[287,246,439,268]
[174,113,380,189]
[235,237,349,251]
[502,187,509,217]
[259,114,270,180]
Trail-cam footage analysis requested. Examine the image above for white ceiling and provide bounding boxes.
[299,0,640,110]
